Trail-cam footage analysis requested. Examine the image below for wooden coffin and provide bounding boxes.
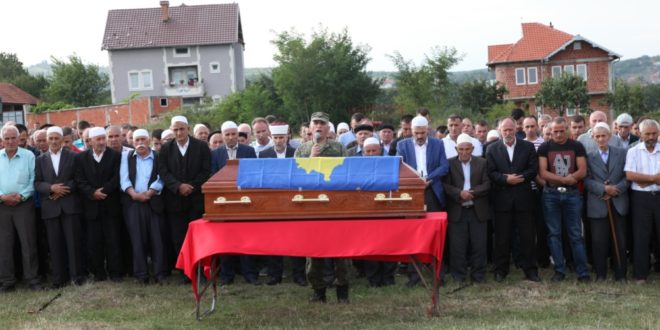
[202,159,426,221]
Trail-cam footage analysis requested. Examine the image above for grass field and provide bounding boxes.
[2,267,660,329]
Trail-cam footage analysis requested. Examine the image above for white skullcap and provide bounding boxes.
[269,125,289,135]
[337,122,349,132]
[193,124,208,134]
[486,130,500,141]
[46,126,63,136]
[411,116,428,128]
[363,137,380,147]
[133,129,150,139]
[161,129,174,139]
[615,113,633,126]
[593,122,611,133]
[329,122,335,133]
[456,133,473,146]
[89,127,106,139]
[171,115,188,126]
[221,121,238,132]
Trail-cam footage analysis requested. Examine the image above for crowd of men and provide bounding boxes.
[0,107,659,305]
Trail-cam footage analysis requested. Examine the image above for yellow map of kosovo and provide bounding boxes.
[295,157,345,182]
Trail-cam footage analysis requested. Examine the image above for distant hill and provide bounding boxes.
[613,55,660,83]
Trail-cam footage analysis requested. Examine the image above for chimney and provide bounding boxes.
[160,1,170,22]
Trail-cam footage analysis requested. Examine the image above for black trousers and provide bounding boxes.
[0,200,39,286]
[493,209,537,276]
[589,210,627,280]
[44,213,83,285]
[167,207,203,269]
[268,256,306,280]
[124,202,167,280]
[631,191,660,280]
[86,211,123,280]
[449,207,487,282]
[364,261,398,286]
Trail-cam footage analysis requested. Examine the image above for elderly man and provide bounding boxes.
[250,117,273,154]
[486,118,540,282]
[35,126,84,288]
[120,129,167,284]
[584,123,628,281]
[208,131,223,151]
[378,124,395,156]
[158,116,211,280]
[539,117,591,282]
[613,113,639,149]
[0,125,41,292]
[211,121,259,285]
[337,112,365,147]
[193,124,210,143]
[443,115,483,159]
[295,112,350,303]
[462,118,475,136]
[346,124,374,156]
[578,111,623,154]
[106,125,133,154]
[237,123,252,143]
[624,119,660,283]
[75,126,123,282]
[336,122,350,136]
[443,134,490,285]
[33,129,48,153]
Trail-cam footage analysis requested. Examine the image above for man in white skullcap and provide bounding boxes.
[362,137,382,156]
[336,122,350,136]
[443,133,491,285]
[396,115,449,287]
[193,124,210,143]
[613,113,638,149]
[35,126,84,288]
[74,125,125,282]
[158,115,211,282]
[120,129,167,284]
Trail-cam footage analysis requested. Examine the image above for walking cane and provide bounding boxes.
[604,185,622,269]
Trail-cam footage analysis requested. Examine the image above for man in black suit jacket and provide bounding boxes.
[158,116,211,277]
[211,121,259,285]
[35,127,84,288]
[486,118,540,283]
[74,127,123,282]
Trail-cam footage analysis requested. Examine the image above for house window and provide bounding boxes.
[174,47,190,57]
[128,70,153,91]
[160,98,168,107]
[576,64,588,81]
[574,42,582,50]
[566,108,577,116]
[551,66,562,77]
[1,110,24,125]
[527,67,538,84]
[564,65,575,75]
[515,68,526,85]
[535,105,543,115]
[209,62,220,73]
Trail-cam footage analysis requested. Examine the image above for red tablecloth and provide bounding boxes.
[176,212,447,298]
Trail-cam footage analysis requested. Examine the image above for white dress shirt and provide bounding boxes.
[50,148,62,176]
[461,159,474,207]
[624,142,660,192]
[93,149,105,163]
[177,138,189,157]
[414,139,427,178]
[505,139,516,162]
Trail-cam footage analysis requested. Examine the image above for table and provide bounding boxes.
[176,212,447,319]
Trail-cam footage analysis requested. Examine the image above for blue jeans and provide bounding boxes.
[542,187,589,277]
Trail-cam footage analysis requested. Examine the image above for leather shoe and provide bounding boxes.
[30,283,44,291]
[266,277,282,286]
[551,271,566,282]
[577,275,591,283]
[405,277,420,288]
[525,272,541,282]
[310,288,327,303]
[293,277,308,287]
[245,277,262,286]
[0,285,16,293]
[494,273,506,283]
[219,278,234,286]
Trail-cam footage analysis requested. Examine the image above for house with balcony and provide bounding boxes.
[0,83,39,126]
[102,1,245,104]
[487,22,620,116]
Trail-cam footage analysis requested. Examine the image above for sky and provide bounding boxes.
[2,0,660,72]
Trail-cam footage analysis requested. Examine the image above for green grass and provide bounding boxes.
[2,268,660,329]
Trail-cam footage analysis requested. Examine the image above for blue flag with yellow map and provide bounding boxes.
[236,157,400,191]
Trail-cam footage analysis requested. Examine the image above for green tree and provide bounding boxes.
[535,73,589,116]
[603,79,648,117]
[458,80,507,115]
[44,55,110,107]
[271,28,381,125]
[0,52,49,99]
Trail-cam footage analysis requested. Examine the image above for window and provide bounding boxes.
[574,42,582,50]
[551,66,562,77]
[209,62,220,73]
[128,70,153,90]
[1,110,24,125]
[527,67,538,84]
[563,65,575,75]
[576,64,587,81]
[566,108,577,116]
[174,47,190,57]
[160,98,168,107]
[515,68,525,85]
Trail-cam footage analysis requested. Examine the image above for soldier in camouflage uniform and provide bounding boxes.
[294,112,350,304]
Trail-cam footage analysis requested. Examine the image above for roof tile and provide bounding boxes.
[0,83,39,105]
[487,23,573,64]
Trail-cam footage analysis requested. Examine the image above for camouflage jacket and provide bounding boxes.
[294,140,346,158]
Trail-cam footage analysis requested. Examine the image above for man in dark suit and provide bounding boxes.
[74,127,123,282]
[211,120,259,285]
[346,124,374,157]
[584,123,628,281]
[443,134,491,285]
[613,113,639,149]
[486,117,540,283]
[257,122,307,286]
[35,126,84,288]
[397,115,449,287]
[158,116,211,279]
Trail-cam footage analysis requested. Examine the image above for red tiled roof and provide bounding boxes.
[0,83,39,105]
[488,23,574,65]
[102,3,241,50]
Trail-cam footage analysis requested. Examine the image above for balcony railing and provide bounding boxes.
[163,80,204,98]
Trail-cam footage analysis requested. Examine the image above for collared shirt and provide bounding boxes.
[382,142,391,155]
[226,144,238,160]
[525,136,544,151]
[93,149,105,163]
[177,138,189,157]
[275,147,287,159]
[578,129,623,154]
[120,150,164,194]
[461,158,473,207]
[443,136,483,159]
[338,131,356,147]
[414,139,427,178]
[617,133,631,149]
[0,147,35,200]
[624,142,660,192]
[251,138,274,154]
[505,139,517,162]
[600,148,609,164]
[49,148,62,176]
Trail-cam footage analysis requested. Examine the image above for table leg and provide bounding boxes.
[195,256,219,321]
[409,255,441,317]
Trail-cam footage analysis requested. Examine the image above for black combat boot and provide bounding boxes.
[336,285,349,304]
[310,288,327,303]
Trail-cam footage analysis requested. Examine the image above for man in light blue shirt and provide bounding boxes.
[119,129,167,284]
[0,125,41,292]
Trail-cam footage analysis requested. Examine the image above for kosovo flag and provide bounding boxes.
[236,157,400,191]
